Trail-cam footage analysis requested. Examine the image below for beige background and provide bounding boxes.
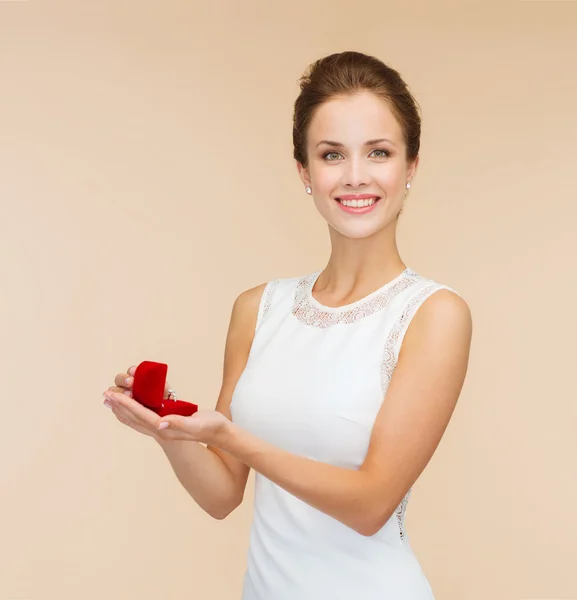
[1,1,576,599]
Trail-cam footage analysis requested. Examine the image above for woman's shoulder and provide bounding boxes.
[232,271,307,320]
[399,269,471,335]
[405,267,465,300]
[248,269,317,299]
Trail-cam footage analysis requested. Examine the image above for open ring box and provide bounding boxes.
[132,360,198,417]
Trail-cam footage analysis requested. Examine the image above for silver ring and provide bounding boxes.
[167,388,178,401]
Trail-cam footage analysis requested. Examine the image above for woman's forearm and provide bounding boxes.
[155,437,242,520]
[216,422,379,535]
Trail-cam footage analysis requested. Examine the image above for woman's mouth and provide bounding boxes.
[335,195,381,214]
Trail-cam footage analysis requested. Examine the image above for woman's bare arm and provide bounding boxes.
[156,282,267,519]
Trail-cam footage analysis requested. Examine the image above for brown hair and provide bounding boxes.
[292,51,422,169]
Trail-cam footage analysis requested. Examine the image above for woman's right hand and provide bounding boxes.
[103,364,172,439]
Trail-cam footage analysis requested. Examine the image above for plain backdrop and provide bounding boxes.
[1,1,576,599]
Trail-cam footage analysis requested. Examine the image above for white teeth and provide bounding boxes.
[339,198,378,208]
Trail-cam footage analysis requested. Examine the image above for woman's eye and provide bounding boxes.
[371,149,391,158]
[323,151,342,161]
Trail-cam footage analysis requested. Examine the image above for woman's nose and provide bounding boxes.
[342,157,370,188]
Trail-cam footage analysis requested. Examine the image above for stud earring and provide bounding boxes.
[306,186,312,194]
[406,182,411,189]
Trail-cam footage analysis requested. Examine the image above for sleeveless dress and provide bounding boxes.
[230,266,461,600]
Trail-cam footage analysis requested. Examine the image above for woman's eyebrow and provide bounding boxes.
[316,138,396,148]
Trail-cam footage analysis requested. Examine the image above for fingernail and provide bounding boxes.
[104,400,112,409]
[125,377,133,385]
[158,422,169,430]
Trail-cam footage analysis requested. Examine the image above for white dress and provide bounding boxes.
[230,266,461,600]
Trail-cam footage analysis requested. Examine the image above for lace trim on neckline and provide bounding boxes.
[292,268,421,328]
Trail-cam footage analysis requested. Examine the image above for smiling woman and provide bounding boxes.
[226,51,471,600]
[105,50,472,600]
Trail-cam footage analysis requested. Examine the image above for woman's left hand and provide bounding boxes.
[155,409,232,446]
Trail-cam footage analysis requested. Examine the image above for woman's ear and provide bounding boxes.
[296,161,311,190]
[406,155,419,183]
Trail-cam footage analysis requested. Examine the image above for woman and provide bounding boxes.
[103,51,473,599]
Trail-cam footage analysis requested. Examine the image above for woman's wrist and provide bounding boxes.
[212,417,236,449]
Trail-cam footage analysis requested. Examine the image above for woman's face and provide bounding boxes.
[298,91,418,239]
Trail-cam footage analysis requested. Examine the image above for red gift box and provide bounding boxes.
[132,360,198,417]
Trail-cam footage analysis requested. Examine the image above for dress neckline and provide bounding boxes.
[306,266,413,313]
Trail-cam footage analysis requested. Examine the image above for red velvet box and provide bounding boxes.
[132,360,198,417]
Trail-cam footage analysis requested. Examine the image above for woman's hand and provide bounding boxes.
[103,364,231,446]
[155,409,231,446]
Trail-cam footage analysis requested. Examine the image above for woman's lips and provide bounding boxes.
[335,196,381,214]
